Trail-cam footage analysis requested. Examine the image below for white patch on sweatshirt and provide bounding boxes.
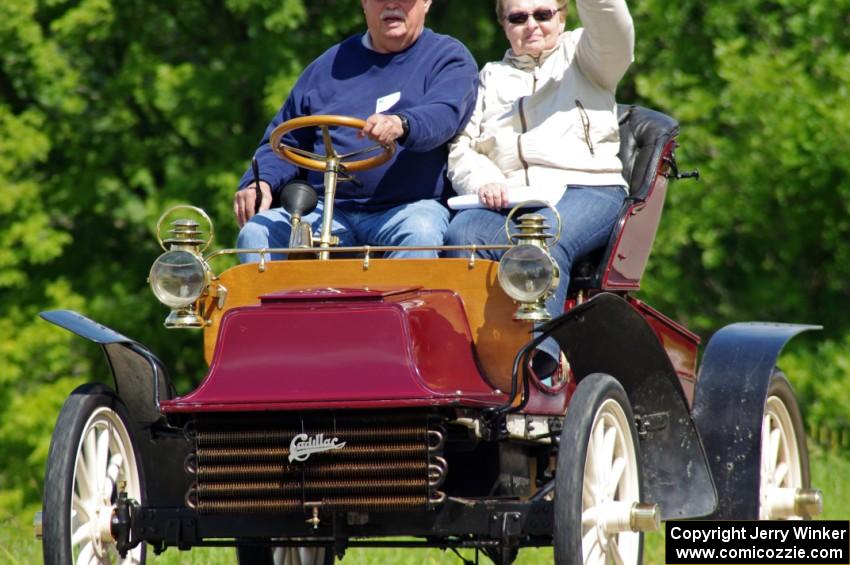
[375,92,401,114]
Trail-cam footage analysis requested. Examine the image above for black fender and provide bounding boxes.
[536,292,716,520]
[693,322,820,519]
[40,310,175,425]
[41,310,192,507]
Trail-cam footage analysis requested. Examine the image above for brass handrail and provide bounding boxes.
[206,244,513,263]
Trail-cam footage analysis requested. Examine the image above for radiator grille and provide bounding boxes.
[185,412,446,514]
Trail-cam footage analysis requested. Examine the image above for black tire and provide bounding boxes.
[237,546,334,565]
[554,373,643,565]
[758,370,811,519]
[43,383,146,565]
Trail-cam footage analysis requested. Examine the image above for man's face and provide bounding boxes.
[361,0,432,53]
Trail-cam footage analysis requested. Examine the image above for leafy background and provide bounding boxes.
[1,0,849,560]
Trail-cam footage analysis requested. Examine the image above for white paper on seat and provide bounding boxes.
[447,185,566,210]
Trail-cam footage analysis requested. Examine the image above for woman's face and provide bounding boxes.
[501,0,564,58]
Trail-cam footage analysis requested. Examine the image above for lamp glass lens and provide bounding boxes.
[150,250,206,308]
[498,245,554,302]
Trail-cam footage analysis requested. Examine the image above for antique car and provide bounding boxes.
[36,107,823,565]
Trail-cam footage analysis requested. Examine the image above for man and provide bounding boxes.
[234,0,478,260]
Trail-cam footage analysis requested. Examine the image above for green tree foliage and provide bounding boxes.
[1,0,849,519]
[630,0,850,335]
[781,337,850,434]
[0,0,369,514]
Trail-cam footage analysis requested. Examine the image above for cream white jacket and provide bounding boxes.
[448,0,634,199]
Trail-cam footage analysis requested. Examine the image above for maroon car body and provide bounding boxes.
[38,105,820,565]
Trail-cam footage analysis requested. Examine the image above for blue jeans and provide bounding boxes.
[237,199,450,263]
[445,185,626,361]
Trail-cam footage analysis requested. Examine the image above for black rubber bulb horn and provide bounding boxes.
[281,181,319,249]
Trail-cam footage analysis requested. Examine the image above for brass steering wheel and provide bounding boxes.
[269,115,395,172]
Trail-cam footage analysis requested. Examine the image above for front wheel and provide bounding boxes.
[43,383,145,564]
[759,371,812,519]
[554,373,643,565]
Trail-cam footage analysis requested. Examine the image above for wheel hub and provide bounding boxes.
[595,501,660,536]
[93,504,115,556]
[763,486,823,519]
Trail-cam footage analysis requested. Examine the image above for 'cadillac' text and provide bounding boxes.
[288,433,346,462]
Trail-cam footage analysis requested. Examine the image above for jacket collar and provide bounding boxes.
[503,32,564,70]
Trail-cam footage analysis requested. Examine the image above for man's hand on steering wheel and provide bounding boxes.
[359,113,406,145]
[233,181,273,227]
[236,115,397,228]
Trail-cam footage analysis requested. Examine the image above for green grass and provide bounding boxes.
[808,444,850,520]
[0,508,40,565]
[4,443,847,565]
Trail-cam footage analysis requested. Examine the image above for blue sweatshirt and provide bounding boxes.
[239,28,478,210]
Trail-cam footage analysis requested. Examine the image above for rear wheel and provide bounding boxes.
[43,383,145,564]
[759,371,811,519]
[554,373,642,565]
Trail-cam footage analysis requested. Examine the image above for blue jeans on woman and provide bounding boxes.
[237,198,450,263]
[445,185,626,365]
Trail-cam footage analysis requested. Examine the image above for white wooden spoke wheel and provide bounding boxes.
[72,407,142,563]
[581,398,641,563]
[43,384,145,565]
[759,372,810,520]
[555,373,643,565]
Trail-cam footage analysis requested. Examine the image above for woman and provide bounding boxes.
[446,0,634,374]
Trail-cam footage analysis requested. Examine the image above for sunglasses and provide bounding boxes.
[504,8,562,25]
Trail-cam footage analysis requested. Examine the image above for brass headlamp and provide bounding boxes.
[150,206,215,328]
[498,204,561,321]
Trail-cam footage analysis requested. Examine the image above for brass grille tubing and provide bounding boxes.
[197,477,428,498]
[189,414,441,515]
[198,498,302,513]
[197,459,428,481]
[197,495,427,514]
[197,442,427,463]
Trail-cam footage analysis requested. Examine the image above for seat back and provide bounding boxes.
[569,105,679,291]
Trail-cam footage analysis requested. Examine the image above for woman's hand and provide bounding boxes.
[477,183,509,210]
